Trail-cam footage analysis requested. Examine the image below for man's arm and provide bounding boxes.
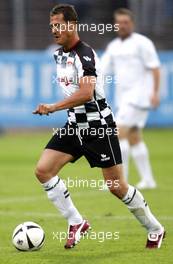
[150,67,160,108]
[100,44,113,76]
[33,76,95,115]
[140,37,161,108]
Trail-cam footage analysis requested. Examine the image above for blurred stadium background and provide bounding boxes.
[0,0,173,129]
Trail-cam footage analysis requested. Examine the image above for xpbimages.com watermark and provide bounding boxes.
[62,178,120,191]
[50,21,119,35]
[52,74,120,87]
[52,126,119,138]
[52,230,120,243]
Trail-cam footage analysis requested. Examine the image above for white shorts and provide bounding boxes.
[115,104,149,128]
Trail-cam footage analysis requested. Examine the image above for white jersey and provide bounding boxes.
[101,32,160,108]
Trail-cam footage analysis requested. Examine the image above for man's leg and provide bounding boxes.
[35,149,83,225]
[35,149,90,248]
[128,127,156,189]
[118,126,130,181]
[102,164,164,248]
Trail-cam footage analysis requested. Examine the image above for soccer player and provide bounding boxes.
[33,4,165,249]
[101,8,160,189]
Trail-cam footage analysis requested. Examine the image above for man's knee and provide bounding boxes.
[35,164,52,183]
[118,126,129,140]
[128,126,142,145]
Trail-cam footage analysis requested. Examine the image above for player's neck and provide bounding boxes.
[119,32,133,40]
[63,35,80,52]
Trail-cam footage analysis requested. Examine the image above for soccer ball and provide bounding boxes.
[12,221,45,251]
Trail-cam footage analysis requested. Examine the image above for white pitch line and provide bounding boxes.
[0,210,172,221]
[0,211,61,218]
[0,190,103,204]
[0,195,44,204]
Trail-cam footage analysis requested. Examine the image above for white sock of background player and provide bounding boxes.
[119,139,130,180]
[122,185,163,233]
[131,141,156,184]
[42,175,83,226]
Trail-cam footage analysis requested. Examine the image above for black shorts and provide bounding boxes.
[45,123,122,168]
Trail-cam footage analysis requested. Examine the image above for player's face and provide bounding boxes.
[115,14,134,38]
[50,14,75,46]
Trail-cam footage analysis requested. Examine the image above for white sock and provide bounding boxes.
[131,141,155,184]
[122,185,163,233]
[119,139,130,180]
[42,176,83,226]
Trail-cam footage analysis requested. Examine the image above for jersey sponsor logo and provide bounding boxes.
[67,57,75,65]
[101,154,110,161]
[67,61,73,65]
[58,76,72,86]
[83,56,91,61]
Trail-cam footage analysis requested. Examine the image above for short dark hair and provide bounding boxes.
[50,4,78,22]
[114,8,134,21]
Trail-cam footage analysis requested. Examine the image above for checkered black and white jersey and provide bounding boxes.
[54,40,115,128]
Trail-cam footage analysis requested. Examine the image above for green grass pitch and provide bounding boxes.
[0,129,173,264]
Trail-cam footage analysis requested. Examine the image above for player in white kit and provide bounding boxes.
[101,8,161,189]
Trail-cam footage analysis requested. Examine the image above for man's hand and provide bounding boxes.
[150,92,160,108]
[33,104,56,115]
